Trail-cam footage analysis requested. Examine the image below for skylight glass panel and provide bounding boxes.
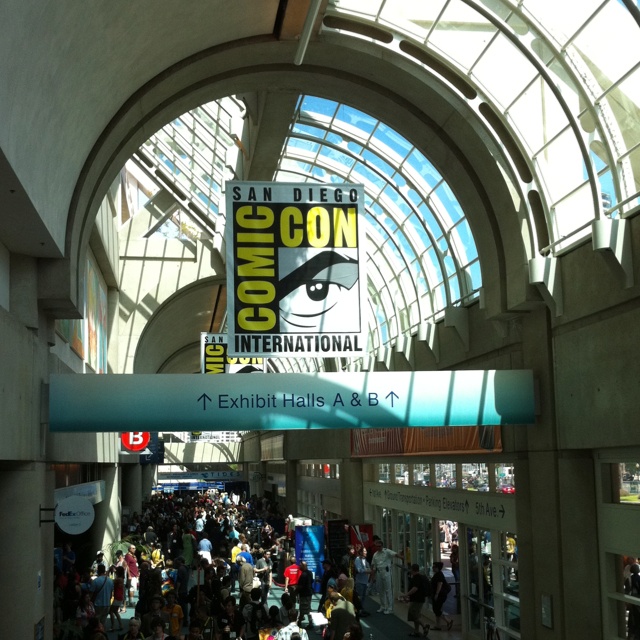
[553,183,594,243]
[372,122,413,159]
[450,218,478,261]
[427,1,498,72]
[434,183,464,224]
[431,282,447,312]
[520,0,606,45]
[424,246,444,284]
[417,202,444,239]
[534,127,587,204]
[300,95,338,118]
[406,150,442,190]
[288,137,321,153]
[335,103,378,134]
[353,164,386,191]
[309,166,326,180]
[448,273,461,302]
[325,131,345,146]
[346,140,365,155]
[471,33,537,110]
[466,259,482,292]
[362,149,395,179]
[508,79,568,156]
[292,123,328,138]
[317,144,355,169]
[406,212,434,249]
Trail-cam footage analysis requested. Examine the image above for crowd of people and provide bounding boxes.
[53,490,458,640]
[52,490,401,640]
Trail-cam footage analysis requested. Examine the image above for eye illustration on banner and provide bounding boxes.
[278,249,360,332]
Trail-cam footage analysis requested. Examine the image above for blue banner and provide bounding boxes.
[295,525,325,590]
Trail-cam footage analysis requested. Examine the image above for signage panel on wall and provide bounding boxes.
[363,481,516,531]
[201,333,265,373]
[225,181,368,357]
[158,471,242,480]
[55,495,95,534]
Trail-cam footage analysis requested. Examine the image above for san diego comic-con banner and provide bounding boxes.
[225,181,367,357]
[200,333,265,373]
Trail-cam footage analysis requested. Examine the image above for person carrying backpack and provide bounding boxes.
[430,562,453,631]
[400,564,431,637]
[241,587,269,639]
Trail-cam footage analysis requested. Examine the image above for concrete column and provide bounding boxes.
[141,463,156,499]
[94,464,121,552]
[121,462,143,520]
[339,459,364,523]
[0,239,9,311]
[0,463,54,639]
[285,460,298,517]
[10,254,39,328]
[515,308,602,637]
[107,288,119,374]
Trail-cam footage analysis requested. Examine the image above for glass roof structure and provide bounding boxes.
[275,96,480,353]
[129,94,480,369]
[324,0,640,253]
[124,0,640,375]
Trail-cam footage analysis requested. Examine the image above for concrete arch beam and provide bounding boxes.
[47,36,534,325]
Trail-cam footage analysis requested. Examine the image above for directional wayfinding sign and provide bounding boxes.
[121,432,150,452]
[364,481,516,530]
[49,370,534,433]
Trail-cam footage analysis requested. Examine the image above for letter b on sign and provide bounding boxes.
[121,432,150,452]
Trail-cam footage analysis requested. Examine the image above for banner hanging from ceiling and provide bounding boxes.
[200,333,265,373]
[225,181,367,357]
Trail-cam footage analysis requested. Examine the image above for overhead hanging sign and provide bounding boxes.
[225,181,368,357]
[49,369,535,432]
[201,333,265,373]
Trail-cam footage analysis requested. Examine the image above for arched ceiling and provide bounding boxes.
[1,0,638,372]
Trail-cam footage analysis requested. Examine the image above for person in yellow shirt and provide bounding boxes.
[230,540,243,593]
[162,590,184,638]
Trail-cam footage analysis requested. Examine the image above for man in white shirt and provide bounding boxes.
[370,539,403,614]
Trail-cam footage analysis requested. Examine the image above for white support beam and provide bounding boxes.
[417,321,440,362]
[444,306,470,352]
[592,218,634,289]
[528,256,563,317]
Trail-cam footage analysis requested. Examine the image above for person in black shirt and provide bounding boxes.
[317,560,338,613]
[296,561,314,627]
[400,564,431,637]
[217,595,245,640]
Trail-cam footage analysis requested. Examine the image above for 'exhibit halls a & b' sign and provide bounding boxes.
[226,181,367,357]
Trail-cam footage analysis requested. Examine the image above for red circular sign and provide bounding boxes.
[121,432,150,451]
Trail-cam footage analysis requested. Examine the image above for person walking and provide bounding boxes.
[400,564,431,637]
[87,564,114,628]
[296,561,314,628]
[124,544,140,608]
[430,562,453,631]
